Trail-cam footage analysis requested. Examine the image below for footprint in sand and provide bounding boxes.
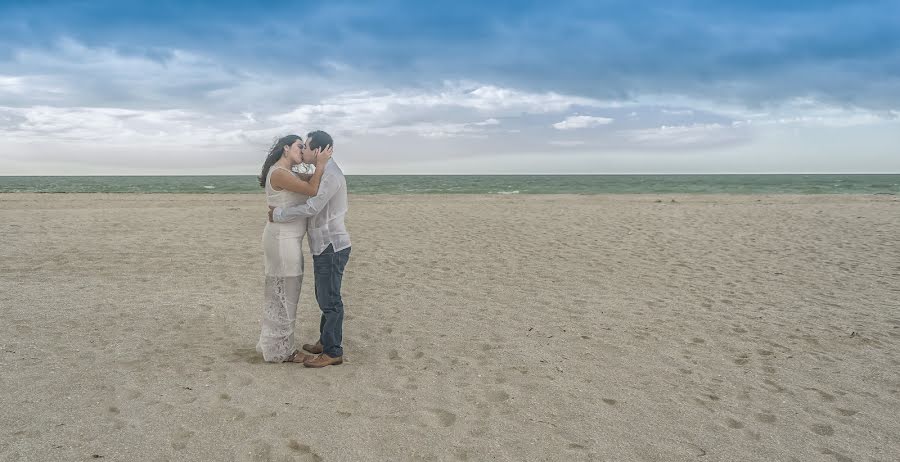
[762,379,787,393]
[236,440,273,461]
[421,408,457,427]
[171,428,195,450]
[230,348,263,364]
[725,418,745,429]
[223,406,246,422]
[811,424,835,436]
[745,430,762,441]
[819,447,853,462]
[287,440,324,461]
[453,448,472,461]
[805,387,836,402]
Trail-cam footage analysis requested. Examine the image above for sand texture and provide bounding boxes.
[1,193,899,461]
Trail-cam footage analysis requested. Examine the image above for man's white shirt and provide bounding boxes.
[272,159,351,256]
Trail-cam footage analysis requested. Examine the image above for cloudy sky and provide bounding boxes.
[1,0,899,175]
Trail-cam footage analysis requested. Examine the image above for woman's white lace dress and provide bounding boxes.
[257,166,309,362]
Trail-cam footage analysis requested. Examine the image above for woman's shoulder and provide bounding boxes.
[270,165,297,176]
[267,166,294,192]
[270,166,300,182]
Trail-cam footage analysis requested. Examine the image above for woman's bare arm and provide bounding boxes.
[270,164,327,196]
[269,146,334,195]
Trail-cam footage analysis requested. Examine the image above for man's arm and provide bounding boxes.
[272,172,341,222]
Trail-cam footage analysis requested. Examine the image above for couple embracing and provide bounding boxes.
[256,130,350,368]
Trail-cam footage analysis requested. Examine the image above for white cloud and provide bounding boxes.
[629,94,900,128]
[474,118,500,126]
[269,82,609,139]
[1,69,611,159]
[2,40,898,174]
[456,83,605,112]
[272,82,607,127]
[0,105,279,148]
[0,75,25,93]
[365,121,491,138]
[548,140,586,146]
[661,108,694,115]
[622,123,745,147]
[552,115,614,130]
[734,100,900,128]
[9,39,229,95]
[2,38,340,111]
[0,74,65,99]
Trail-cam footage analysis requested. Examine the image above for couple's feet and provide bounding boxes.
[284,342,343,368]
[304,353,343,368]
[302,341,324,354]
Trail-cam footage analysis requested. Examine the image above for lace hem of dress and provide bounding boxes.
[256,275,302,362]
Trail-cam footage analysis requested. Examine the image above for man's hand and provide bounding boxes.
[315,146,334,167]
[268,206,276,223]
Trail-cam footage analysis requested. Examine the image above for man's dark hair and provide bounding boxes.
[306,130,333,151]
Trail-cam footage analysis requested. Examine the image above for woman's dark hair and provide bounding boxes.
[259,134,302,187]
[306,130,333,151]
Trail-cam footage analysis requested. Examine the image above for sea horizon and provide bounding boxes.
[3,172,898,176]
[1,174,899,195]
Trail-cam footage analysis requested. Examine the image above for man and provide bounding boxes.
[269,130,350,368]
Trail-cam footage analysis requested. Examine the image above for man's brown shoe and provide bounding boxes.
[302,341,323,354]
[303,354,343,368]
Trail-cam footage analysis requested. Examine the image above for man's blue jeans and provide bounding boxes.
[314,244,351,358]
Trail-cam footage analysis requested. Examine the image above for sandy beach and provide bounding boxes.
[1,192,899,461]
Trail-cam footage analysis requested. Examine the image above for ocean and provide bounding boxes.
[0,175,898,195]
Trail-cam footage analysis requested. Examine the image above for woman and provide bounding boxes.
[257,134,333,363]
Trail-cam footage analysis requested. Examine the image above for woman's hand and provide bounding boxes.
[315,146,334,167]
